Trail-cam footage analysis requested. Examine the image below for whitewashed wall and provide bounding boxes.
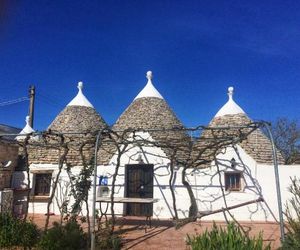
[24,134,300,222]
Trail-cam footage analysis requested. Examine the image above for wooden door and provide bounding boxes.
[125,164,154,216]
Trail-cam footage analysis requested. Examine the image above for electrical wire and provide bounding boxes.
[0,97,29,107]
[36,94,63,108]
[36,87,69,109]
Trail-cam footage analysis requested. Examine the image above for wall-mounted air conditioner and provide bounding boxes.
[97,186,110,197]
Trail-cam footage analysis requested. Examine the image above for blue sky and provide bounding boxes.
[0,0,299,131]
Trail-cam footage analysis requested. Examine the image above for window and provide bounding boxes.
[34,173,52,196]
[225,172,242,191]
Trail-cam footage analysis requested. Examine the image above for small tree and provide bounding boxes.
[281,178,300,249]
[271,118,300,164]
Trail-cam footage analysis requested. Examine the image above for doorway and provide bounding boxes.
[125,164,154,216]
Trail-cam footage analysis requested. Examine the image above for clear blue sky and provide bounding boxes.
[0,0,299,131]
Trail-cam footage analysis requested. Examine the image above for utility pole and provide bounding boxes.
[28,85,35,128]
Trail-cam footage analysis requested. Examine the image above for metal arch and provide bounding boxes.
[263,122,285,241]
[91,130,102,250]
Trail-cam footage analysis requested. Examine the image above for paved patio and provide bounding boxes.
[29,214,281,250]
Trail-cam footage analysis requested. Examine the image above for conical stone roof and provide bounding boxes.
[48,82,106,133]
[99,71,190,165]
[114,71,182,129]
[194,87,284,165]
[29,82,107,165]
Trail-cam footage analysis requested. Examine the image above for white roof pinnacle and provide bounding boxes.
[16,116,35,141]
[134,71,164,100]
[67,81,94,108]
[214,87,245,117]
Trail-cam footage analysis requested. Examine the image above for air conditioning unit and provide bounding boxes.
[97,186,110,197]
[0,189,13,213]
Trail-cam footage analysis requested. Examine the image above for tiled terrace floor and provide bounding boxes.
[29,214,281,250]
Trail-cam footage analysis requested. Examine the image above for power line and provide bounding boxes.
[0,97,29,107]
[36,93,63,108]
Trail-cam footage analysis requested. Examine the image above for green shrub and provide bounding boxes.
[38,220,88,250]
[0,213,39,249]
[186,222,270,250]
[280,178,300,249]
[0,212,18,247]
[95,223,122,250]
[19,219,41,249]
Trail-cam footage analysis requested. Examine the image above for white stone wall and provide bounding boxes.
[25,139,300,222]
[93,141,300,221]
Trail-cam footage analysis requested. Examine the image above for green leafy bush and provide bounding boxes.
[38,220,88,250]
[0,213,40,249]
[20,219,41,249]
[95,226,122,250]
[280,178,300,249]
[186,222,270,250]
